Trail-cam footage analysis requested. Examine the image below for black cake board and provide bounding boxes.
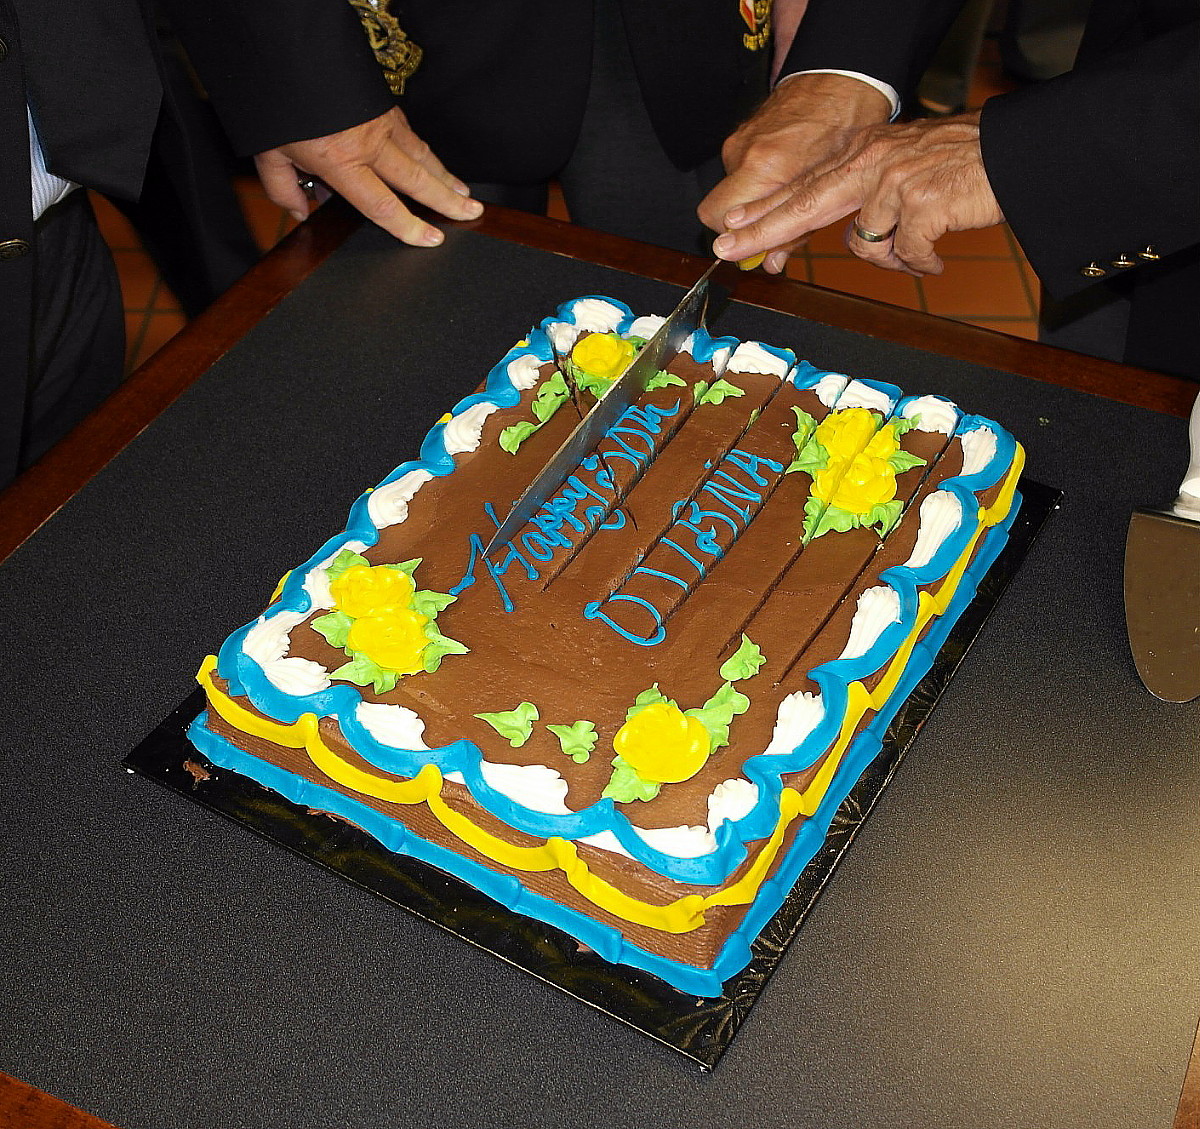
[124,478,1060,1071]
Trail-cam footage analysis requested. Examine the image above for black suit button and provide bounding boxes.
[1080,262,1106,278]
[1111,254,1136,269]
[1138,245,1160,261]
[0,238,31,260]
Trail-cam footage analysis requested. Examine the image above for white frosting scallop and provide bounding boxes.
[506,353,544,391]
[367,469,434,529]
[578,830,631,857]
[838,585,902,661]
[478,761,570,815]
[443,401,500,456]
[444,770,465,785]
[625,778,761,860]
[632,824,715,858]
[244,609,308,665]
[836,379,895,414]
[903,490,964,570]
[356,702,430,750]
[764,691,825,757]
[960,425,998,476]
[626,314,664,339]
[569,298,625,333]
[546,321,580,355]
[726,341,790,378]
[812,374,849,408]
[303,563,335,611]
[243,610,332,694]
[707,778,758,830]
[264,657,331,696]
[901,395,959,435]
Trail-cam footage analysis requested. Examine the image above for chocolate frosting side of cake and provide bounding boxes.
[187,297,1024,995]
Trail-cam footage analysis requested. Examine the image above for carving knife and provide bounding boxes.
[1123,388,1200,702]
[482,261,724,560]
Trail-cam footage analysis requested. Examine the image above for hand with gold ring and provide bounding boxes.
[713,111,1004,277]
[850,221,895,244]
[698,73,893,275]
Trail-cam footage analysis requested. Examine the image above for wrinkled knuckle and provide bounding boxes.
[366,191,404,223]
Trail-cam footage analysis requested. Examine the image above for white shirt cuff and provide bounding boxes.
[775,69,901,120]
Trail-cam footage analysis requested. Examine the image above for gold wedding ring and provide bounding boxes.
[852,220,895,243]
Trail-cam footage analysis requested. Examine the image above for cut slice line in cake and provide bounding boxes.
[186,294,1024,997]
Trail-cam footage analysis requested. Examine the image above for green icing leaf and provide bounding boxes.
[411,589,456,618]
[792,405,818,442]
[311,610,353,650]
[788,436,829,477]
[693,380,709,404]
[864,499,904,537]
[563,359,615,398]
[685,681,750,753]
[385,558,421,578]
[422,622,469,674]
[474,701,539,747]
[331,654,398,696]
[719,634,766,681]
[888,448,927,474]
[531,371,570,423]
[325,549,370,583]
[500,420,540,454]
[645,369,686,392]
[696,378,745,406]
[890,414,918,439]
[806,501,861,540]
[625,335,648,350]
[546,720,598,763]
[626,684,673,721]
[602,757,662,803]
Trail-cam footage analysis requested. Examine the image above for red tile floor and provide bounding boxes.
[96,42,1037,372]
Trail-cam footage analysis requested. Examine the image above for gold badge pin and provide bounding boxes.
[349,0,423,96]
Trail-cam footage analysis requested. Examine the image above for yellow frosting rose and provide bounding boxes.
[345,608,430,674]
[613,701,710,784]
[812,453,897,515]
[570,333,636,382]
[813,406,879,461]
[330,564,415,619]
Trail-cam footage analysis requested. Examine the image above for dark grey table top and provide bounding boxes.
[2,224,1197,1129]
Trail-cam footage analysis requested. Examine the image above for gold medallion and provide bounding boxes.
[349,0,423,95]
[739,0,773,51]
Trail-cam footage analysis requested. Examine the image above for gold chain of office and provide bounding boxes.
[349,0,423,95]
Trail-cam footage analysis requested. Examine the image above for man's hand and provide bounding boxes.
[254,107,482,245]
[712,112,1005,276]
[698,73,892,273]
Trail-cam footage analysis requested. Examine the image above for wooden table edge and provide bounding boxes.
[0,199,1193,570]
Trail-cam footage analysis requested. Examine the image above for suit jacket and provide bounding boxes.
[780,0,1200,378]
[0,0,162,485]
[164,0,771,181]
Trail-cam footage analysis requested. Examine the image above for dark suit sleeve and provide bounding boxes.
[776,0,964,100]
[158,0,395,156]
[979,22,1200,301]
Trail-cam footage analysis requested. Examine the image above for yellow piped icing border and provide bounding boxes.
[197,450,1023,935]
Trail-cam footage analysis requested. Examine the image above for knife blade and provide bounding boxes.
[482,261,724,561]
[1123,387,1200,702]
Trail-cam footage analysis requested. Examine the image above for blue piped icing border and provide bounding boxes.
[206,299,1020,898]
[188,491,1018,999]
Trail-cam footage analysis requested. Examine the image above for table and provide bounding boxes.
[2,202,1197,1129]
